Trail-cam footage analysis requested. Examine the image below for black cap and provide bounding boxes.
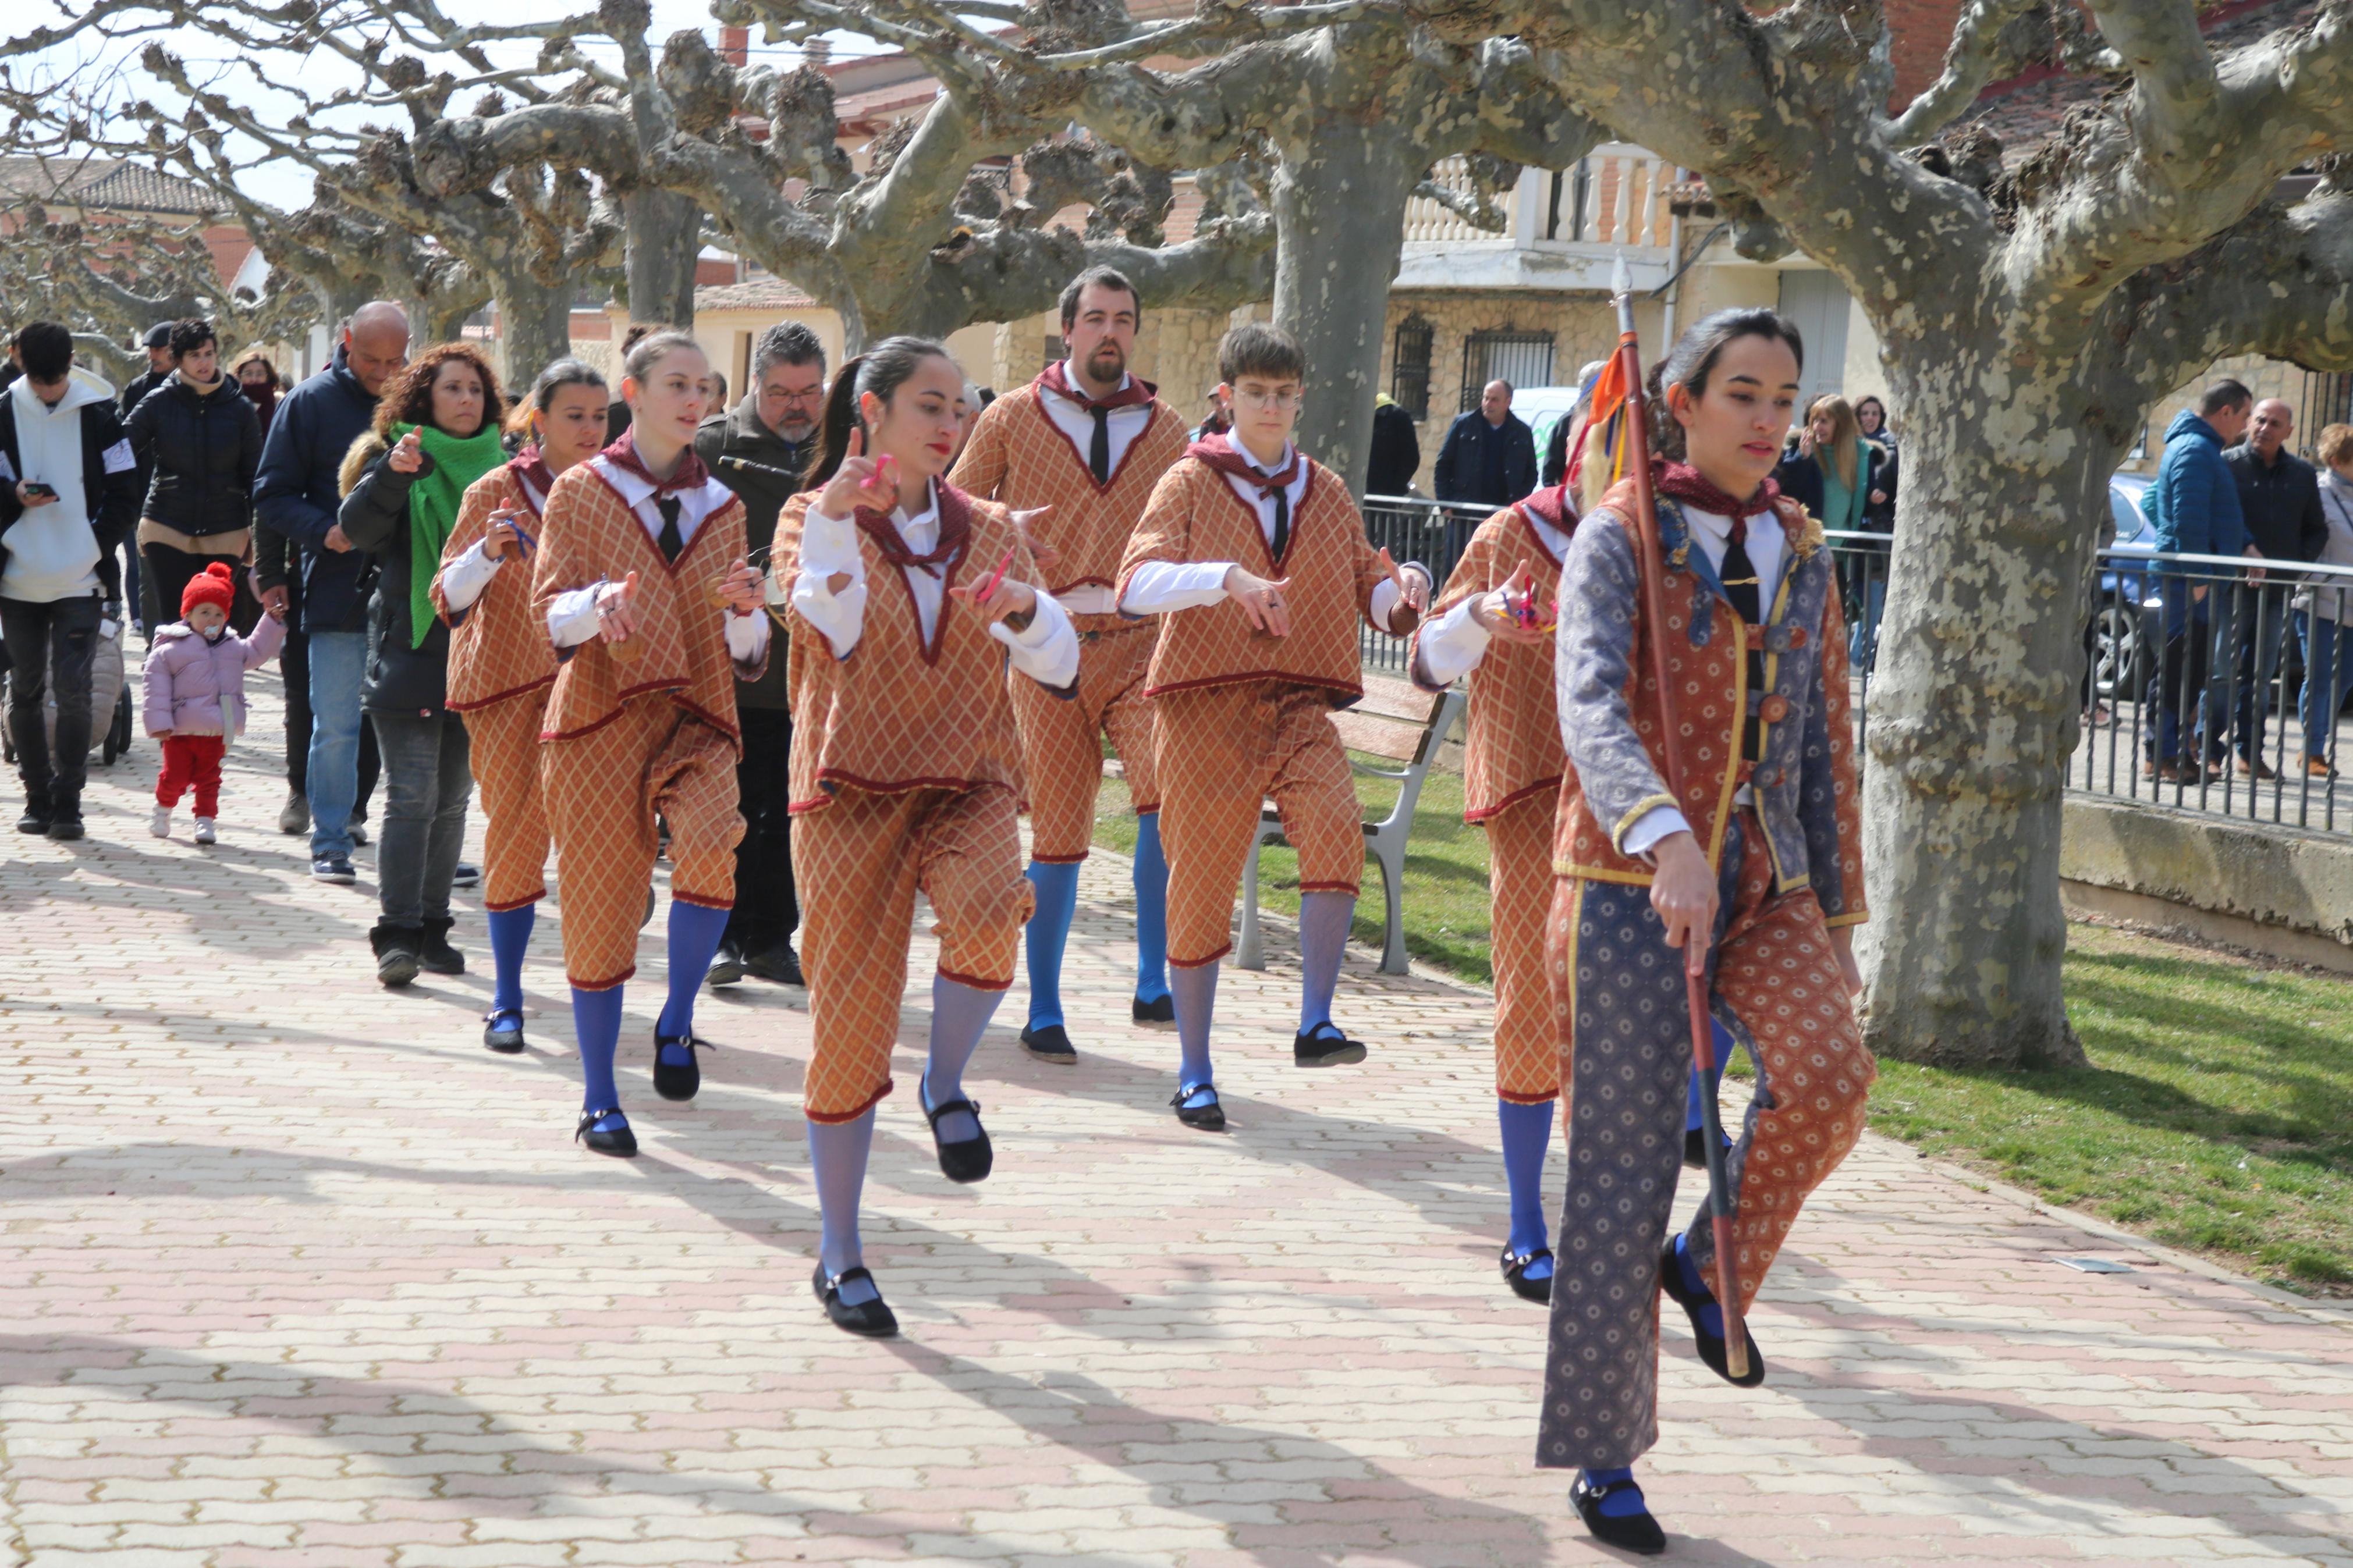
[143,322,174,349]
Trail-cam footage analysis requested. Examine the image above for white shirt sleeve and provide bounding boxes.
[436,542,502,614]
[547,581,607,649]
[1412,592,1493,687]
[991,589,1080,689]
[1621,806,1694,861]
[1120,559,1237,614]
[791,505,870,659]
[725,608,772,666]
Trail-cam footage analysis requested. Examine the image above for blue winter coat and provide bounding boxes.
[253,347,379,635]
[2146,410,2248,563]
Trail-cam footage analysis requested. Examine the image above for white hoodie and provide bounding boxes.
[1,372,119,603]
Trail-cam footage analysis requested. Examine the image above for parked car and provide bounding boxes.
[2092,473,2160,699]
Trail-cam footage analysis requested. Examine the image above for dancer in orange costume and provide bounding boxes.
[779,336,1078,1337]
[952,265,1189,1062]
[433,357,609,1055]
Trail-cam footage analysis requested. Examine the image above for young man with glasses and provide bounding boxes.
[1117,322,1432,1130]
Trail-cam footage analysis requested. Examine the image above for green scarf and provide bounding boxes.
[396,421,506,648]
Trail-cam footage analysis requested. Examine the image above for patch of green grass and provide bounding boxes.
[1094,780,2353,1295]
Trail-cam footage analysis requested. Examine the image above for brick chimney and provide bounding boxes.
[720,24,749,67]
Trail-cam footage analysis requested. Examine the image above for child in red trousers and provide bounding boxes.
[142,561,285,844]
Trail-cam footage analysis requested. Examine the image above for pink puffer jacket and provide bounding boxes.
[140,615,285,738]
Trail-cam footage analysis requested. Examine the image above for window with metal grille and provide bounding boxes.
[2300,371,2352,458]
[1391,317,1433,421]
[1460,330,1555,412]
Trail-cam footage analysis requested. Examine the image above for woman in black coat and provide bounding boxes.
[123,318,262,620]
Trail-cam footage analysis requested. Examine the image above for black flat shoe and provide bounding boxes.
[482,1008,526,1054]
[1570,1475,1666,1556]
[575,1109,638,1157]
[1658,1241,1765,1388]
[1020,1023,1077,1065]
[1170,1083,1225,1132]
[745,940,802,986]
[1293,1022,1367,1068]
[1131,993,1174,1024]
[652,1033,709,1101]
[920,1083,993,1183]
[812,1264,898,1337]
[706,937,744,988]
[1500,1246,1555,1304]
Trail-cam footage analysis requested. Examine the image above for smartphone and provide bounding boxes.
[22,482,56,499]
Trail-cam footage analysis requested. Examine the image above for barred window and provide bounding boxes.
[1460,330,1555,412]
[1391,317,1433,422]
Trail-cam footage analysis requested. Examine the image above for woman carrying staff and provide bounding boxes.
[432,358,609,1053]
[775,336,1077,1338]
[530,331,768,1158]
[1541,309,1873,1553]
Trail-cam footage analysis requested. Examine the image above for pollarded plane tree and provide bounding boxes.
[734,0,1604,490]
[1441,0,2353,1069]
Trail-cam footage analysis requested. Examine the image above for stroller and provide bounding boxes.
[0,609,136,769]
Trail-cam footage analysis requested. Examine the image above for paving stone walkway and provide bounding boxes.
[3,671,2351,1567]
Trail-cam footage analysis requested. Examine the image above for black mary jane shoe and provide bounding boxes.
[1500,1246,1555,1304]
[1019,1023,1077,1065]
[1170,1083,1226,1132]
[1570,1475,1666,1556]
[575,1109,638,1158]
[652,1033,709,1101]
[1293,1021,1367,1068]
[920,1082,994,1183]
[1658,1241,1766,1388]
[812,1263,899,1338]
[1131,993,1175,1024]
[482,1008,527,1055]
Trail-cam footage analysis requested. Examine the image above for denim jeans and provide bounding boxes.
[2297,614,2353,762]
[2150,582,2210,763]
[1,592,101,810]
[1848,573,1887,673]
[306,630,368,859]
[370,708,471,927]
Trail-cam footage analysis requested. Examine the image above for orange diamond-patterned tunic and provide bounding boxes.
[1536,474,1872,1474]
[951,380,1187,860]
[774,483,1042,1123]
[1411,501,1568,1103]
[529,460,758,991]
[1118,456,1417,968]
[432,460,557,913]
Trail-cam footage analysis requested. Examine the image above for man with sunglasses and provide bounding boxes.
[694,320,826,987]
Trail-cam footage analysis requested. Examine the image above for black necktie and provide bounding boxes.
[1269,483,1290,561]
[1722,516,1768,760]
[1089,407,1111,485]
[656,496,684,564]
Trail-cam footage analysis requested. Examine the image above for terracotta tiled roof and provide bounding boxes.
[694,278,819,312]
[0,157,214,215]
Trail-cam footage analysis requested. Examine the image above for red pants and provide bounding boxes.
[157,735,226,816]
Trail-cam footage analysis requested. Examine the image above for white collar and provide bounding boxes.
[889,478,941,536]
[1234,438,1293,476]
[1057,359,1132,403]
[594,453,723,512]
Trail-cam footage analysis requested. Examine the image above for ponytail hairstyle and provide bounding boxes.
[805,334,957,488]
[620,326,701,386]
[1643,307,1805,463]
[505,356,608,439]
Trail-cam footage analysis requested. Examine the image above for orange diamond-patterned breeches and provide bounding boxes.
[1484,790,1562,1104]
[1156,682,1364,969]
[1014,617,1159,863]
[1536,809,1873,1470]
[541,697,744,991]
[796,784,1033,1123]
[462,691,552,912]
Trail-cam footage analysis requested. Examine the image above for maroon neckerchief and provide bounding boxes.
[1037,360,1157,413]
[854,478,973,579]
[1188,433,1300,495]
[1654,460,1777,524]
[507,446,556,518]
[600,428,712,497]
[1517,482,1577,535]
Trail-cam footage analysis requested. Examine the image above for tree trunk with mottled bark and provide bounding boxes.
[494,276,576,386]
[624,187,702,329]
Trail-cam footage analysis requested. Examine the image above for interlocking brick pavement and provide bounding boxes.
[3,669,2351,1566]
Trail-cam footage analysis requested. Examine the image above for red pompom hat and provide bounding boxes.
[181,561,238,618]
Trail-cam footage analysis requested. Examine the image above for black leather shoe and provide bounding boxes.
[1500,1246,1555,1304]
[1570,1475,1666,1555]
[15,805,51,834]
[1293,1022,1367,1068]
[745,940,803,986]
[1170,1083,1225,1132]
[1132,993,1175,1023]
[1020,1023,1077,1065]
[920,1080,993,1183]
[418,918,463,975]
[45,813,84,841]
[1658,1240,1765,1388]
[370,923,420,988]
[812,1264,898,1337]
[706,937,745,988]
[483,1008,526,1054]
[652,1033,708,1101]
[575,1109,638,1157]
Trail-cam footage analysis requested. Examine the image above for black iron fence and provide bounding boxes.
[1359,493,1497,677]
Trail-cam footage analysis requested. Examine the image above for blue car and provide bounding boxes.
[2092,473,2160,699]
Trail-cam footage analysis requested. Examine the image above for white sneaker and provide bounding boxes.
[149,806,172,838]
[193,817,217,845]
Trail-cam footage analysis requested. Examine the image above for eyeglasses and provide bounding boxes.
[1231,387,1303,411]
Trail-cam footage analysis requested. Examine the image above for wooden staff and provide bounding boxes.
[1610,256,1748,1378]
